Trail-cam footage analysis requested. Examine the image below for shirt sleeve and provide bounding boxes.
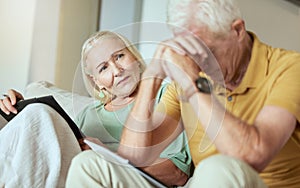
[155,82,182,121]
[156,82,193,176]
[159,131,193,176]
[74,105,89,129]
[265,55,300,122]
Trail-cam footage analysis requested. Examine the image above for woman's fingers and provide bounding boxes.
[0,89,24,114]
[0,98,10,115]
[7,89,24,105]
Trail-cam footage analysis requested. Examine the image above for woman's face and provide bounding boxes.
[86,36,141,98]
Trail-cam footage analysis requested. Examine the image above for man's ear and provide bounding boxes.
[231,19,246,40]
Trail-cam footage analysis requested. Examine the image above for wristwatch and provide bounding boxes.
[195,77,212,94]
[184,76,212,100]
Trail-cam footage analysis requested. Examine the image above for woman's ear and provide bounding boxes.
[87,74,99,87]
[90,75,99,84]
[89,74,102,89]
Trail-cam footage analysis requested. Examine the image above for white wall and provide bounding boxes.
[28,0,61,85]
[99,0,171,62]
[99,0,142,43]
[55,0,99,91]
[138,0,300,55]
[29,0,99,92]
[0,0,36,94]
[1,0,300,96]
[138,0,172,62]
[0,0,99,96]
[238,0,300,52]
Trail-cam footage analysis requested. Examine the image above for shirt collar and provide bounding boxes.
[231,32,269,94]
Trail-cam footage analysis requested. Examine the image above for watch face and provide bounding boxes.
[195,77,211,94]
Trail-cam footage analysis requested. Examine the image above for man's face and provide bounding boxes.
[189,27,241,82]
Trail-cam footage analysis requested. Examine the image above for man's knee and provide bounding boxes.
[194,154,241,177]
[200,154,242,169]
[190,154,266,188]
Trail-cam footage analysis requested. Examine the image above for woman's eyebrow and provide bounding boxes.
[111,48,125,56]
[95,48,126,70]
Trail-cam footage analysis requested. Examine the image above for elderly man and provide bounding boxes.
[119,0,300,187]
[67,0,300,187]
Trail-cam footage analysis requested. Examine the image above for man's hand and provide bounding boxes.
[162,34,224,85]
[162,48,201,93]
[0,89,24,115]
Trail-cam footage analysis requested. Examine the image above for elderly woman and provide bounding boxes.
[0,31,192,188]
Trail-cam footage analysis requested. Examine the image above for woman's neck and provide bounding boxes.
[104,89,138,111]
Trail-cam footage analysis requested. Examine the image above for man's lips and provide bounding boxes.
[116,76,130,86]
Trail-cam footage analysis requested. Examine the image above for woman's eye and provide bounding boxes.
[115,53,124,61]
[99,65,108,73]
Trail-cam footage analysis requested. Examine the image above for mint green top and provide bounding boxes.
[75,85,192,176]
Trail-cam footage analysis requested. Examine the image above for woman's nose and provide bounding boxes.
[111,62,124,77]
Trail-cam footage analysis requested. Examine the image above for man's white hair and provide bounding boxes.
[167,0,242,36]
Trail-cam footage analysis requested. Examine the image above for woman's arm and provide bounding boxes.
[141,158,188,187]
[118,44,184,166]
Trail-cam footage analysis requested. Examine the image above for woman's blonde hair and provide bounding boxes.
[81,30,146,104]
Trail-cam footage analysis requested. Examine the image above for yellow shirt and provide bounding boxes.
[156,33,300,187]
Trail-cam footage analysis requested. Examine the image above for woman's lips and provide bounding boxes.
[117,76,130,86]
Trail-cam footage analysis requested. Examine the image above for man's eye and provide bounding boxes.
[115,54,124,61]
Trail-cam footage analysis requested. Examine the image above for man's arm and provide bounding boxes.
[188,91,296,172]
[162,46,297,172]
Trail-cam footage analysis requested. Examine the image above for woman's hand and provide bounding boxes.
[142,43,168,80]
[140,158,188,187]
[0,89,24,115]
[79,136,106,151]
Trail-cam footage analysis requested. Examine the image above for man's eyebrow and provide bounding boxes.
[95,48,125,70]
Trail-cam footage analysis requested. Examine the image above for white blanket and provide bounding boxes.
[0,103,81,188]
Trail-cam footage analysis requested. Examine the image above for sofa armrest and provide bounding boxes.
[24,81,94,120]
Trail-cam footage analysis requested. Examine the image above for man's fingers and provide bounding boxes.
[185,35,209,56]
[161,40,186,56]
[173,36,197,55]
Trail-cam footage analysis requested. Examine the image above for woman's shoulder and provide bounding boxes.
[75,100,103,119]
[155,80,170,103]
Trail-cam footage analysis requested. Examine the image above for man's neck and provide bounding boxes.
[226,33,253,91]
